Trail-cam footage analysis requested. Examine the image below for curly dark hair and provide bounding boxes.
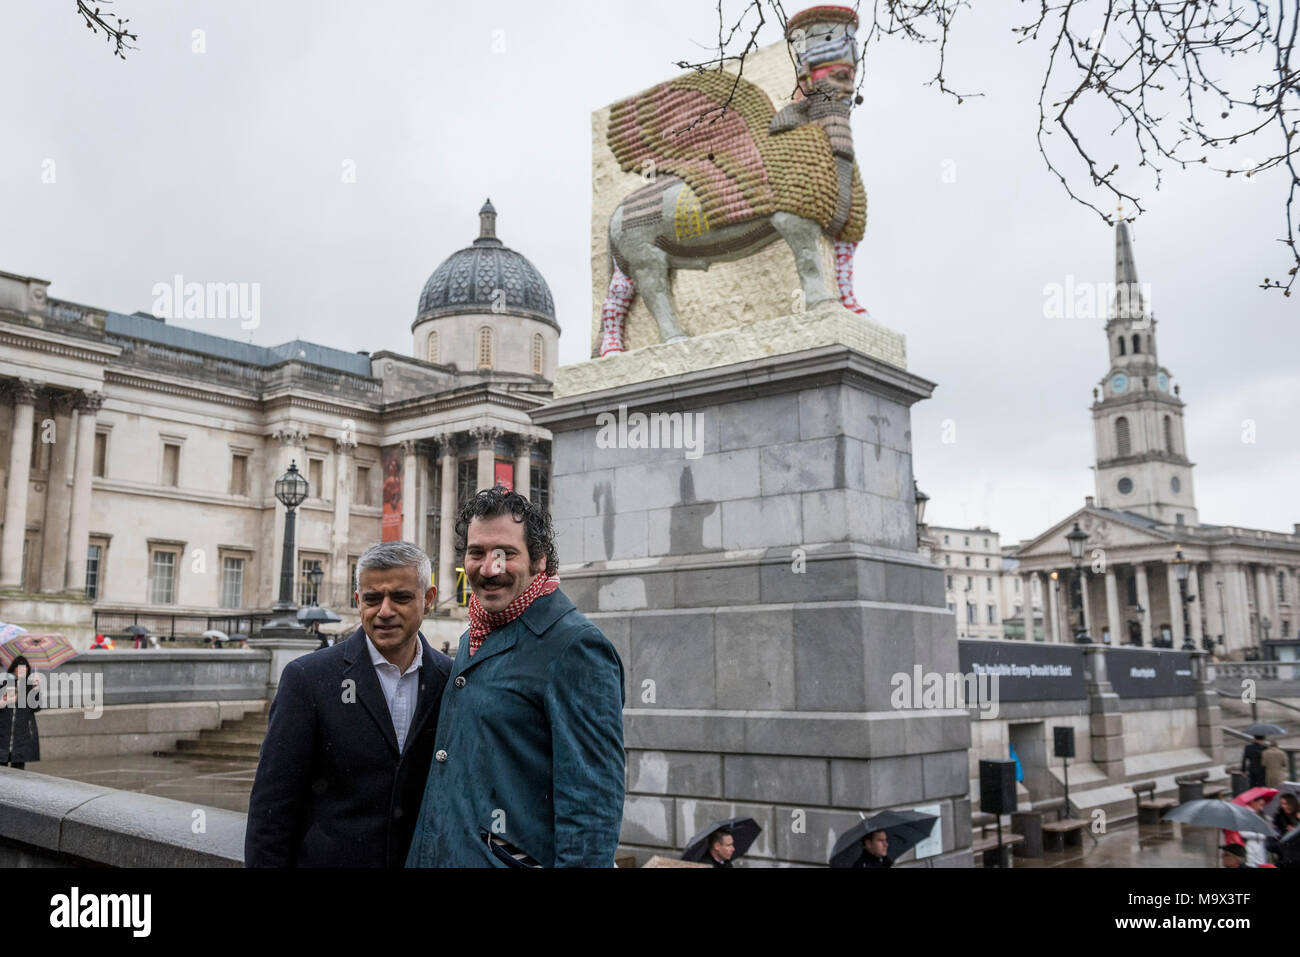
[454,486,557,575]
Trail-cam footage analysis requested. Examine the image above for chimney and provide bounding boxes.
[1294,523,1300,536]
[1085,496,1094,508]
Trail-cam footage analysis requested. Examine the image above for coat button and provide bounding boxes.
[435,749,448,762]
[454,676,466,689]
[393,807,403,819]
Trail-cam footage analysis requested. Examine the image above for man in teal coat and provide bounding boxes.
[406,487,626,867]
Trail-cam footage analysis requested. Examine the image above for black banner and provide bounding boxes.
[1106,647,1198,698]
[958,640,1087,702]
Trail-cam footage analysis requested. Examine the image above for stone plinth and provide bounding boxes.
[557,303,906,398]
[534,343,971,867]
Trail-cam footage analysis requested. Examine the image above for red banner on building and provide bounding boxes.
[381,446,403,541]
[494,461,514,492]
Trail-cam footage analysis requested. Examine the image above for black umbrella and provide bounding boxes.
[681,817,762,863]
[298,607,341,624]
[1245,723,1287,738]
[1163,799,1276,835]
[829,810,939,867]
[123,625,150,636]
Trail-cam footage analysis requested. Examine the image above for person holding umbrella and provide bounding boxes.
[853,829,892,868]
[1262,741,1288,788]
[705,828,735,867]
[1220,844,1247,869]
[1242,734,1268,788]
[681,816,762,866]
[1225,788,1277,867]
[0,656,40,769]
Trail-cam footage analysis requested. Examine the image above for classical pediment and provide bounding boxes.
[1015,507,1174,560]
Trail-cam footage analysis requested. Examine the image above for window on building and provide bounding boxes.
[983,538,989,548]
[530,465,549,517]
[964,536,970,546]
[308,458,323,498]
[532,333,544,375]
[1115,417,1131,457]
[220,556,244,609]
[1118,337,1126,356]
[161,443,180,486]
[967,604,976,624]
[93,431,107,478]
[477,327,493,369]
[964,556,971,567]
[1163,415,1174,454]
[1126,574,1138,606]
[947,602,955,613]
[356,465,371,506]
[300,558,323,606]
[85,543,102,600]
[349,560,359,608]
[967,576,974,590]
[1280,571,1287,604]
[984,557,991,569]
[230,453,248,496]
[1014,578,1021,593]
[987,604,997,624]
[457,458,477,510]
[946,575,953,589]
[987,577,994,592]
[1132,333,1141,354]
[427,331,439,365]
[944,555,951,565]
[149,550,177,604]
[943,535,950,545]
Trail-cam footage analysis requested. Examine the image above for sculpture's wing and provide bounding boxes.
[607,71,778,228]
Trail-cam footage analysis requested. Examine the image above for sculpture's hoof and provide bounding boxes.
[600,346,625,357]
[665,335,688,344]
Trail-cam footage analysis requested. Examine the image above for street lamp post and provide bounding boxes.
[307,564,324,607]
[267,461,309,631]
[1065,521,1090,643]
[913,480,929,550]
[1172,546,1196,650]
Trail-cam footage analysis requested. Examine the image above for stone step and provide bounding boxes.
[172,739,262,758]
[192,730,266,746]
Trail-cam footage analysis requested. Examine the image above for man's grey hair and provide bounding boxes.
[354,541,432,595]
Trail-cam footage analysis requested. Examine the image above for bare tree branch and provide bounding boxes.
[76,1,138,60]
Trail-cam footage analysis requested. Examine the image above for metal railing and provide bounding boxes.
[92,611,273,641]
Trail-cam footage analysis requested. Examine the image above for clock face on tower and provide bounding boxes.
[1111,373,1128,394]
[1157,373,1169,392]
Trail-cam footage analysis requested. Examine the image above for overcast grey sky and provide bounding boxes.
[2,1,1295,545]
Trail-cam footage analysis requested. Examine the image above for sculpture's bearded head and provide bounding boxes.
[786,5,860,103]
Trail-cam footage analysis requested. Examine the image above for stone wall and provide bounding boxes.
[0,769,244,867]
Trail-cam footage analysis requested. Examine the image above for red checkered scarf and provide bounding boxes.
[466,573,560,655]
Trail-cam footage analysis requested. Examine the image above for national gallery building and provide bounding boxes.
[0,201,557,645]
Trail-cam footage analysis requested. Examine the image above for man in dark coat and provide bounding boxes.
[406,487,625,868]
[853,828,893,868]
[706,829,735,867]
[0,656,40,769]
[1242,735,1267,788]
[245,541,452,867]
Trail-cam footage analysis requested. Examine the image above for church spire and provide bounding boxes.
[1114,219,1145,320]
[477,198,499,244]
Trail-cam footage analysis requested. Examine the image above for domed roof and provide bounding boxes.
[416,199,556,327]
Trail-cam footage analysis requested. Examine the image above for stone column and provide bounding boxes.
[436,434,458,606]
[1020,575,1033,640]
[265,426,307,605]
[514,434,535,499]
[64,390,103,594]
[1234,564,1254,650]
[1104,567,1122,645]
[1046,572,1060,643]
[471,426,500,493]
[1078,569,1093,638]
[1135,563,1153,646]
[1204,566,1225,647]
[40,393,76,592]
[1,380,37,589]
[1166,562,1186,646]
[1188,564,1204,647]
[1255,564,1275,642]
[331,432,356,608]
[401,439,418,543]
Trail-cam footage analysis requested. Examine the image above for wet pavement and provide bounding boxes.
[31,753,257,814]
[23,753,1237,866]
[988,819,1228,868]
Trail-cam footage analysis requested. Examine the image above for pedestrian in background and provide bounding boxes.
[0,655,41,770]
